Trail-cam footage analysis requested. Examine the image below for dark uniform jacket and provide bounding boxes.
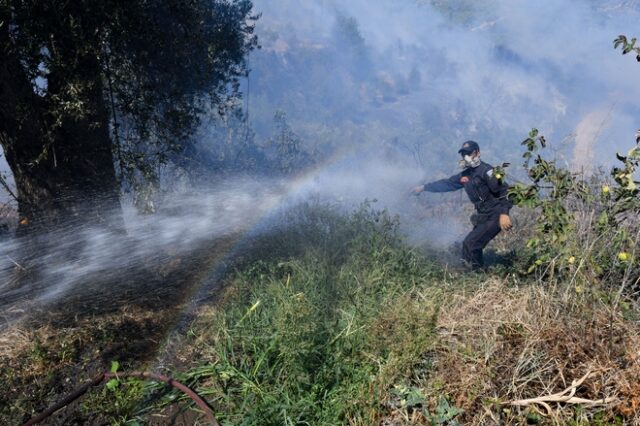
[423,161,512,216]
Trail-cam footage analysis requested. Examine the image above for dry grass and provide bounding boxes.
[0,325,36,359]
[430,279,640,424]
[0,303,181,424]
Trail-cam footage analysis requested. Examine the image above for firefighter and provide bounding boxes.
[412,140,513,269]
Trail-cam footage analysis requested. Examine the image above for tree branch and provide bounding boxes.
[504,371,618,416]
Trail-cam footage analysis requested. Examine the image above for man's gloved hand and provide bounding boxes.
[411,185,425,196]
[499,214,512,231]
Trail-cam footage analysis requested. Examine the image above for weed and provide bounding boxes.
[82,362,148,425]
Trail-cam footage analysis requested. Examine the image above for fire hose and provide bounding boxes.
[23,371,219,426]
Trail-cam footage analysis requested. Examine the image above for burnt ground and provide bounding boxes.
[0,234,240,425]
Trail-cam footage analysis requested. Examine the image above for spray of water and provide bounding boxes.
[0,141,470,329]
[0,178,279,322]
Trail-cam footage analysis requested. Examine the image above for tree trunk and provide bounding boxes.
[0,22,123,234]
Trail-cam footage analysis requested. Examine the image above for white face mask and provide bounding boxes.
[459,153,481,169]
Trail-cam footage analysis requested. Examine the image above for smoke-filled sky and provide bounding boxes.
[247,0,640,172]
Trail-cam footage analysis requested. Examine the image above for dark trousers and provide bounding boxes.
[462,213,501,269]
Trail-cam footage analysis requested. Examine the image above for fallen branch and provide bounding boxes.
[504,371,618,416]
[23,371,219,426]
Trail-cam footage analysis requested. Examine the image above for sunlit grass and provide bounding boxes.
[172,201,640,425]
[4,200,640,425]
[180,202,449,424]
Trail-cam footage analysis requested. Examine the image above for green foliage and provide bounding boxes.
[166,203,447,424]
[105,360,121,392]
[333,14,368,62]
[609,131,640,214]
[82,365,147,426]
[268,110,312,175]
[389,385,464,425]
[106,0,259,207]
[391,383,426,410]
[614,35,640,62]
[429,396,464,425]
[509,128,640,285]
[508,128,575,273]
[1,0,259,213]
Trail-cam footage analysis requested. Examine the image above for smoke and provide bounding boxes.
[233,0,640,248]
[572,109,614,174]
[3,1,640,323]
[5,1,639,209]
[247,0,640,164]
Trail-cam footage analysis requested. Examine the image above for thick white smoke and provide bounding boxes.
[249,0,640,167]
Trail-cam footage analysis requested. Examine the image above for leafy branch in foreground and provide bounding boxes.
[508,128,640,288]
[508,128,580,273]
[614,35,640,61]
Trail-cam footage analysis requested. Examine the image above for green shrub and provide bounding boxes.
[178,203,449,425]
[508,128,640,292]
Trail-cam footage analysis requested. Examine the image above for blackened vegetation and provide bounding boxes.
[0,234,238,425]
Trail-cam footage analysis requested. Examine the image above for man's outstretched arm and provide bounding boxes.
[413,173,464,194]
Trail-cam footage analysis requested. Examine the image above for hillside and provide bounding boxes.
[2,189,640,424]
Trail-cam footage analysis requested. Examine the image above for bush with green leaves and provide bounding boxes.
[508,128,640,290]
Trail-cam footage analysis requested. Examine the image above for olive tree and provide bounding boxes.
[0,0,258,232]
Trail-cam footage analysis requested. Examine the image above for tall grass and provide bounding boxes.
[167,200,640,425]
[181,202,452,425]
[7,198,637,425]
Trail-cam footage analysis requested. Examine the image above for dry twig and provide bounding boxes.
[505,371,618,415]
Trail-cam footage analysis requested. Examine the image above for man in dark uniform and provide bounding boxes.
[412,140,513,269]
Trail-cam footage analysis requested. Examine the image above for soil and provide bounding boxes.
[0,234,239,425]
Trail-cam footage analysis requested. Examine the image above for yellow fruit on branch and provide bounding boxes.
[618,252,630,262]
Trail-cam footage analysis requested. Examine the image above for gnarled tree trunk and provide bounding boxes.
[0,20,122,234]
